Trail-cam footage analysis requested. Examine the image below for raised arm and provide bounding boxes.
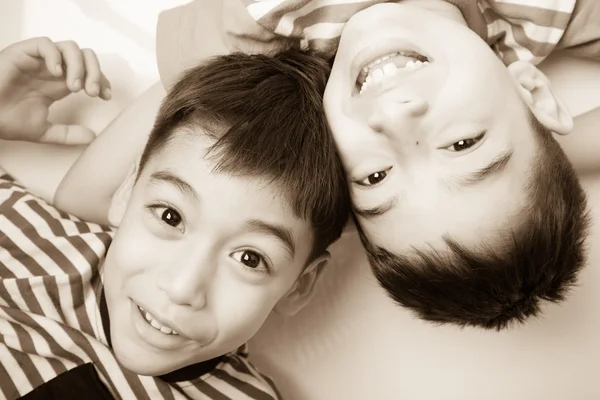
[54,81,165,225]
[55,0,293,225]
[0,37,110,201]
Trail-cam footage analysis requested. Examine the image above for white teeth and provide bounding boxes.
[382,63,397,76]
[138,306,178,335]
[366,52,398,70]
[371,68,384,82]
[160,325,173,334]
[150,319,162,329]
[359,59,429,95]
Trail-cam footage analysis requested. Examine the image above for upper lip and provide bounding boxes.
[137,303,187,338]
[350,37,431,87]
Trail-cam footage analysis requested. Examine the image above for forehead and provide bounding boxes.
[138,130,314,241]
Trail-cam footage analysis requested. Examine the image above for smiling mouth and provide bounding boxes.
[138,306,179,336]
[357,51,430,95]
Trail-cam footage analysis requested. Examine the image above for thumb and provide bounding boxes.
[40,123,96,145]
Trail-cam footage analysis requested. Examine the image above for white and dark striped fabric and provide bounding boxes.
[0,171,280,400]
[240,0,576,65]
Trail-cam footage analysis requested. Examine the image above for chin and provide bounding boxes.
[112,341,177,376]
[116,354,179,376]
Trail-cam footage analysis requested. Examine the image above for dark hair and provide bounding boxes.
[357,116,590,330]
[139,49,351,261]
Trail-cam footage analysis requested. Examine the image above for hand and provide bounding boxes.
[0,37,111,144]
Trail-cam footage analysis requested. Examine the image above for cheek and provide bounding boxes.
[106,219,163,278]
[212,284,278,341]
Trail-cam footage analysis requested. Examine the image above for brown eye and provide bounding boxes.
[161,208,181,227]
[358,169,390,187]
[448,132,486,152]
[452,138,477,151]
[240,251,261,268]
[231,250,268,272]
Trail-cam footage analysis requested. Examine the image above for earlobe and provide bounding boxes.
[274,251,330,316]
[508,61,573,135]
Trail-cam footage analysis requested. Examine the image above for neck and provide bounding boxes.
[402,0,467,26]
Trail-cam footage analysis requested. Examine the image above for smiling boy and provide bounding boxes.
[146,0,595,329]
[0,38,350,398]
[50,0,596,334]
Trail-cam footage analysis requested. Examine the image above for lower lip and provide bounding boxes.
[130,301,185,351]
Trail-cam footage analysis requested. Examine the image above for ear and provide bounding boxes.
[274,251,330,316]
[507,61,573,135]
[107,162,137,227]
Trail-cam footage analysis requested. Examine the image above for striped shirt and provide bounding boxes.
[158,0,597,88]
[242,0,576,65]
[0,171,280,400]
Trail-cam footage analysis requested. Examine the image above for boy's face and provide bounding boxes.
[102,132,316,376]
[323,2,549,253]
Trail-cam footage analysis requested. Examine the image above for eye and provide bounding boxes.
[356,168,390,187]
[147,204,184,230]
[446,132,486,152]
[161,208,182,227]
[231,250,269,273]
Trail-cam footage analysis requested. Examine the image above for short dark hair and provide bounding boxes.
[357,116,590,330]
[139,49,351,260]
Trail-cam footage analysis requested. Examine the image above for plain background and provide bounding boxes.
[1,1,599,399]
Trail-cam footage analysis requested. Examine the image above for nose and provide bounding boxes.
[157,254,216,310]
[367,97,428,136]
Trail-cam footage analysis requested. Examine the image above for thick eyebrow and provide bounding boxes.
[244,219,296,260]
[455,150,514,187]
[149,171,200,204]
[353,196,399,220]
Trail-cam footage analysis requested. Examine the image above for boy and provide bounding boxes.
[55,0,597,330]
[0,37,350,399]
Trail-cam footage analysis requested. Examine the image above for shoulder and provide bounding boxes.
[478,0,576,64]
[0,171,114,281]
[176,346,283,399]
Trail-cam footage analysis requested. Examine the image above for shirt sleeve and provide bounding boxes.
[479,0,577,65]
[555,0,600,60]
[155,0,393,88]
[0,169,113,282]
[243,0,390,57]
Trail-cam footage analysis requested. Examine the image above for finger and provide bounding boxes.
[33,37,64,77]
[8,37,64,76]
[40,124,96,145]
[99,74,112,100]
[56,40,84,92]
[81,48,102,97]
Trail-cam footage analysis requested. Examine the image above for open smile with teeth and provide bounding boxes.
[358,51,429,94]
[138,306,178,335]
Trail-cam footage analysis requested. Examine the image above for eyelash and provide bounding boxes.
[230,249,271,275]
[355,167,392,187]
[446,132,486,152]
[146,202,185,232]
